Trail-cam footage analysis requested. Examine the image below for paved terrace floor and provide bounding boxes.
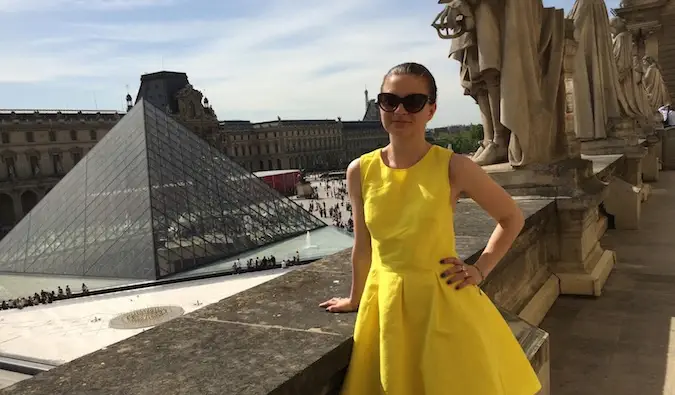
[540,171,675,395]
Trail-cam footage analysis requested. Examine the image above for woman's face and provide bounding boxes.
[379,74,436,138]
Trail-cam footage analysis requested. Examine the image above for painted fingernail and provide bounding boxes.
[440,272,447,278]
[439,259,444,264]
[446,279,452,285]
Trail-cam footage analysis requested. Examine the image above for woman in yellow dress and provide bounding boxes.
[320,63,541,395]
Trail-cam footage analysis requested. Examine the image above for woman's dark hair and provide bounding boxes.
[381,62,438,104]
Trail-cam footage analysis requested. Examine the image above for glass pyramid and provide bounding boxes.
[0,99,326,280]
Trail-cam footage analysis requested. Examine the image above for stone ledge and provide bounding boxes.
[2,199,554,395]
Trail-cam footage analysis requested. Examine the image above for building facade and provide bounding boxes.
[342,120,389,161]
[135,71,387,172]
[0,110,124,236]
[614,0,675,103]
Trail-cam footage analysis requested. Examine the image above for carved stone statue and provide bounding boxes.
[642,56,671,110]
[433,0,567,167]
[610,17,651,119]
[632,44,657,120]
[568,0,622,140]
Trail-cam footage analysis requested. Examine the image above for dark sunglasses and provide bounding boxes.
[377,93,430,114]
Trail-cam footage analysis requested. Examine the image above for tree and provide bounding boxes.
[433,123,483,154]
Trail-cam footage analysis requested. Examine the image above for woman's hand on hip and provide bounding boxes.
[319,297,358,313]
[439,257,484,290]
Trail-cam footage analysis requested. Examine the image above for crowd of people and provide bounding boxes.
[303,179,354,233]
[2,253,306,312]
[1,283,89,310]
[231,252,302,274]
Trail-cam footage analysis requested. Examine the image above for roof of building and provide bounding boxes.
[341,120,382,131]
[252,119,339,128]
[363,99,381,122]
[0,110,124,124]
[139,71,189,81]
[135,71,190,114]
[254,169,301,178]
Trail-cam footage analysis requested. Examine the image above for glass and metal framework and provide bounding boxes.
[0,100,325,280]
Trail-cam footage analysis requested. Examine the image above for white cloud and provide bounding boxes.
[0,0,174,13]
[0,0,480,127]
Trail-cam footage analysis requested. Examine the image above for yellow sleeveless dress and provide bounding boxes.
[340,146,541,395]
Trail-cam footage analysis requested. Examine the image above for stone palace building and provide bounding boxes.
[0,71,389,237]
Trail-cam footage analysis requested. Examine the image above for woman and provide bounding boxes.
[320,63,541,395]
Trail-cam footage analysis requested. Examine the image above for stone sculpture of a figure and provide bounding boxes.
[433,0,567,167]
[568,0,622,140]
[610,17,652,119]
[642,56,671,110]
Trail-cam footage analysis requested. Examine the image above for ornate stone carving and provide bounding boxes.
[568,0,623,141]
[433,0,567,167]
[610,17,654,120]
[563,19,581,159]
[175,84,218,121]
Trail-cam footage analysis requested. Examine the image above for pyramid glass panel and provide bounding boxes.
[0,100,326,280]
[142,103,325,278]
[0,106,156,279]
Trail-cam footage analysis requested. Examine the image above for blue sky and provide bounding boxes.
[0,0,621,127]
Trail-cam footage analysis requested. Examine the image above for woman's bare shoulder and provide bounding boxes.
[448,152,477,189]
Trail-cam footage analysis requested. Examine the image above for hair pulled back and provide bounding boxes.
[381,62,438,105]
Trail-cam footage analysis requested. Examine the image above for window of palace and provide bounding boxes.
[72,150,82,165]
[29,155,39,176]
[70,130,77,141]
[89,130,97,141]
[49,131,56,142]
[26,132,34,143]
[1,133,8,144]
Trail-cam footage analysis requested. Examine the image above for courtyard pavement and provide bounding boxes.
[541,171,675,395]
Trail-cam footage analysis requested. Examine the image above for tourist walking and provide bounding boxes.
[320,63,540,395]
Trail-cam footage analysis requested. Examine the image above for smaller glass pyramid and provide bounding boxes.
[0,100,326,280]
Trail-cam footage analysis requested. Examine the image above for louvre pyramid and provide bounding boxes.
[0,99,325,280]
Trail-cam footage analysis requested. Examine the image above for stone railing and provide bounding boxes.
[5,154,643,395]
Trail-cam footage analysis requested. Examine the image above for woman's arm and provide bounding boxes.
[320,158,372,312]
[346,158,373,305]
[450,154,525,278]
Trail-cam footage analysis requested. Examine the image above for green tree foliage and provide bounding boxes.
[432,124,483,154]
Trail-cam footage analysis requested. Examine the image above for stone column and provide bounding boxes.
[563,18,581,160]
[16,153,31,179]
[39,150,51,176]
[12,191,23,221]
[643,25,661,60]
[552,194,616,296]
